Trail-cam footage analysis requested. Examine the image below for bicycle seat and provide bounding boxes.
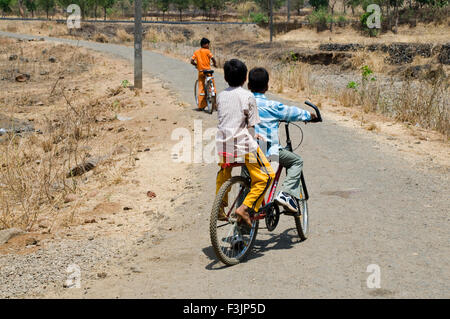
[218,152,245,169]
[203,70,214,75]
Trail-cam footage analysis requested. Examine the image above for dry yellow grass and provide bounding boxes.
[0,42,143,231]
[278,22,450,47]
[115,28,133,42]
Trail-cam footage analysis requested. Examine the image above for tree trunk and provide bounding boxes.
[104,7,107,21]
[287,0,290,22]
[179,9,182,21]
[394,5,399,34]
[387,4,391,31]
[17,0,24,17]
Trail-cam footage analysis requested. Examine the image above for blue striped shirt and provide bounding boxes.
[253,93,311,157]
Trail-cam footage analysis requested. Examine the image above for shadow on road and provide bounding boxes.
[203,228,302,270]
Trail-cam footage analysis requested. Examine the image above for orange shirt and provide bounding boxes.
[192,48,214,71]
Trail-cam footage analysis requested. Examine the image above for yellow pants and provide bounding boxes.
[216,148,275,212]
[197,72,216,109]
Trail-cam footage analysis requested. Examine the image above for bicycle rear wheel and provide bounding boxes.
[294,184,309,241]
[205,81,214,114]
[210,176,258,266]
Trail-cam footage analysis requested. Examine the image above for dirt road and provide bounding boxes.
[1,31,449,298]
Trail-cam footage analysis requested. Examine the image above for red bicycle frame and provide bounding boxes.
[220,162,284,222]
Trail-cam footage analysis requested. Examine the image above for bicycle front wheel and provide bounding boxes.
[294,184,309,241]
[210,176,258,266]
[194,80,199,107]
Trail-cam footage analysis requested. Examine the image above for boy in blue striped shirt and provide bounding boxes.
[247,67,317,213]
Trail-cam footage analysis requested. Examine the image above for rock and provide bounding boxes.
[117,115,132,121]
[112,145,129,155]
[147,191,156,199]
[87,190,98,198]
[9,55,18,61]
[130,266,142,273]
[0,228,24,244]
[25,238,38,246]
[97,272,107,279]
[117,127,126,133]
[437,43,450,65]
[123,207,132,211]
[319,43,363,52]
[144,148,150,152]
[84,219,96,224]
[48,57,56,63]
[67,159,98,177]
[15,74,30,82]
[64,194,77,203]
[40,71,49,76]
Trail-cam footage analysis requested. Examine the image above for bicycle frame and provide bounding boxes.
[221,123,307,222]
[220,101,322,222]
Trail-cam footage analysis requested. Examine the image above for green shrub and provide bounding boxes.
[308,8,333,31]
[347,81,358,90]
[249,12,269,24]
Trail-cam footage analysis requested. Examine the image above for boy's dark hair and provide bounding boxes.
[224,59,248,87]
[200,38,210,47]
[248,67,269,93]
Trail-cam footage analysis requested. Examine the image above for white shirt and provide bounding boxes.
[216,86,260,158]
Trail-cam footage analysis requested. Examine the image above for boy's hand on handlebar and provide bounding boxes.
[310,113,318,121]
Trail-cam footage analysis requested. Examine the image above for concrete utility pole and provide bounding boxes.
[134,0,143,89]
[270,0,274,42]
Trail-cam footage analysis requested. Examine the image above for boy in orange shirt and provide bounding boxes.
[191,38,217,111]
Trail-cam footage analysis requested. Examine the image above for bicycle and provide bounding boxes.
[194,69,216,114]
[209,101,322,266]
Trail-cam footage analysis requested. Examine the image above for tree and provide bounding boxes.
[156,0,171,20]
[37,0,55,18]
[192,0,209,18]
[309,0,328,9]
[99,0,115,20]
[24,0,37,16]
[253,0,284,15]
[0,0,12,16]
[292,0,304,15]
[173,0,189,21]
[347,0,361,15]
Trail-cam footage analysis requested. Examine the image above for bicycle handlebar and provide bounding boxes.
[304,101,323,123]
[279,100,323,124]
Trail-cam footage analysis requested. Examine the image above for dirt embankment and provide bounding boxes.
[0,36,196,297]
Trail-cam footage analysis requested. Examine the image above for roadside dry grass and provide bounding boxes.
[0,38,149,232]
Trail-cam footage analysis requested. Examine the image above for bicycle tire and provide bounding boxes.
[206,80,213,114]
[210,176,259,266]
[294,185,309,241]
[194,80,199,107]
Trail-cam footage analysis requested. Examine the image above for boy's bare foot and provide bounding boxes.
[235,205,252,228]
[218,202,228,221]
